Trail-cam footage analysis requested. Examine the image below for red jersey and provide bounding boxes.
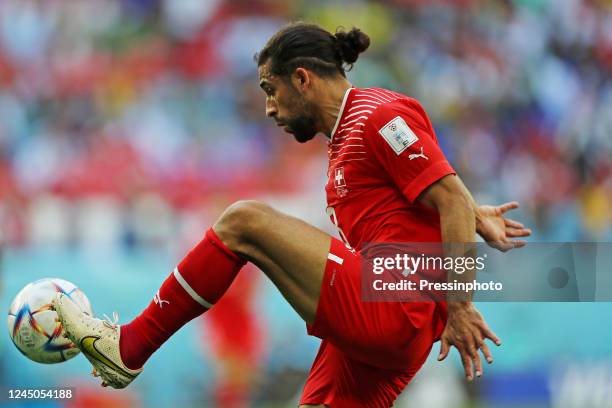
[326,87,456,249]
[303,87,454,406]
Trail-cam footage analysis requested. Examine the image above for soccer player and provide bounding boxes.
[54,23,531,407]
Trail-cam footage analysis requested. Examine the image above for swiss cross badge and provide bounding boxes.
[334,167,348,197]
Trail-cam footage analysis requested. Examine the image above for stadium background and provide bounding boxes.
[1,0,611,407]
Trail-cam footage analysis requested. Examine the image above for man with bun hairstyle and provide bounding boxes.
[54,22,531,407]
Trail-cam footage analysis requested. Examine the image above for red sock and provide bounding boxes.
[119,228,246,370]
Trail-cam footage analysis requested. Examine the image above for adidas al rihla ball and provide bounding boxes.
[8,278,93,364]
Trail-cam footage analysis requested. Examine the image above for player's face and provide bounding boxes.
[258,62,318,143]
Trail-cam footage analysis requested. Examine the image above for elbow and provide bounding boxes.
[419,174,474,218]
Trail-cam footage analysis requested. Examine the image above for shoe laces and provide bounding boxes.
[102,311,119,330]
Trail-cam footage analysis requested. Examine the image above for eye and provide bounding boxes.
[261,84,273,95]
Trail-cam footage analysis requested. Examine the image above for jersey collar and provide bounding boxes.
[330,87,354,143]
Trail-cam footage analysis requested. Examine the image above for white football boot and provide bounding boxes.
[53,293,143,388]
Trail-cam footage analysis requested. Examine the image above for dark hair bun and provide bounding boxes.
[334,27,370,65]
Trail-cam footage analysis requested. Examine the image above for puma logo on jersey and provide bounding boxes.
[409,147,429,161]
[153,291,169,308]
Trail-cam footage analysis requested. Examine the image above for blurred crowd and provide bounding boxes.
[0,0,610,249]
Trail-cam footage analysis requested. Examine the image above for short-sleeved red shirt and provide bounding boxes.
[326,87,456,249]
[301,87,453,406]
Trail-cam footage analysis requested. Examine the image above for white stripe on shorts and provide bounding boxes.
[327,253,344,265]
[173,267,214,308]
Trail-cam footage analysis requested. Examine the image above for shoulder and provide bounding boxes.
[356,88,431,135]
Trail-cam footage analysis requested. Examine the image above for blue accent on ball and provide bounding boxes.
[52,282,77,301]
[12,304,31,337]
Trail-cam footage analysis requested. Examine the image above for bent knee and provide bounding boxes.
[219,200,272,229]
[225,200,271,217]
[213,200,272,249]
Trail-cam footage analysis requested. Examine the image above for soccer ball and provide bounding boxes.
[7,278,93,364]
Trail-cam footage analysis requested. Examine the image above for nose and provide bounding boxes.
[265,99,277,118]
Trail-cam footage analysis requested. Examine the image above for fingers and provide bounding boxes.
[446,329,481,381]
[473,348,483,378]
[464,337,483,378]
[506,228,531,238]
[464,332,500,380]
[499,201,519,213]
[439,306,501,382]
[461,339,498,381]
[490,241,513,252]
[480,341,493,364]
[460,348,474,381]
[439,336,481,380]
[438,338,450,361]
[480,322,502,346]
[491,237,528,252]
[504,218,532,238]
[504,218,524,229]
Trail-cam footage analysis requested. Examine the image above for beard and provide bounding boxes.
[286,113,318,143]
[280,88,318,143]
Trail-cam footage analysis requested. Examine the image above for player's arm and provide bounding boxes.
[418,174,501,381]
[375,99,531,251]
[364,100,504,379]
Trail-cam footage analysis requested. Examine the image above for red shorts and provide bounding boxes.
[300,238,446,407]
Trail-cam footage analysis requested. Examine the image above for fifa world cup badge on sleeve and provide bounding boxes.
[379,116,419,155]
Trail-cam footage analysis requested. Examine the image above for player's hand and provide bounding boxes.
[476,201,531,252]
[438,302,501,381]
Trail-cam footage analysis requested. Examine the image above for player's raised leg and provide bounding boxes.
[53,200,332,388]
[212,200,331,324]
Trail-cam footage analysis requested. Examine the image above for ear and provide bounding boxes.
[292,68,311,91]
